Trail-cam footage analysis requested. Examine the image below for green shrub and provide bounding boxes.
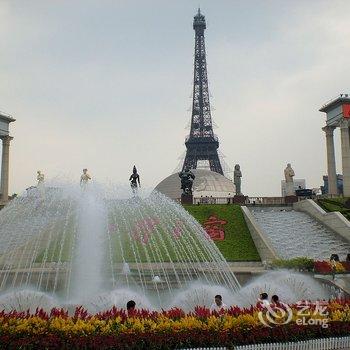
[271,257,314,271]
[318,198,350,220]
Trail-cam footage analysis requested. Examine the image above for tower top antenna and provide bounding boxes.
[193,8,206,29]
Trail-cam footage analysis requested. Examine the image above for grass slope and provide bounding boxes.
[35,203,261,263]
[184,204,261,262]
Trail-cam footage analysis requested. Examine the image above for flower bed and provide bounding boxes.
[271,258,350,274]
[314,260,348,274]
[0,301,349,349]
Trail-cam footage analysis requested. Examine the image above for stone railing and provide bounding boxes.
[245,197,287,206]
[190,197,290,206]
[294,199,350,242]
[181,196,346,207]
[241,206,279,262]
[193,197,231,204]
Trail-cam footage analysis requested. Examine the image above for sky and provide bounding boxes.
[0,0,349,196]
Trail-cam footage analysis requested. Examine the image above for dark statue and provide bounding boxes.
[129,166,140,193]
[179,167,195,195]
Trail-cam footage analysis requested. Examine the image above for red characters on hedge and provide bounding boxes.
[203,215,227,241]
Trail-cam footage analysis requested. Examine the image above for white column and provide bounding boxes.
[1,136,13,203]
[340,119,350,197]
[322,125,338,195]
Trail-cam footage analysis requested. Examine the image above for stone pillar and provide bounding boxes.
[340,119,350,197]
[322,126,338,195]
[1,136,13,203]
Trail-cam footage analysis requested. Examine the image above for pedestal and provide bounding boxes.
[181,193,193,205]
[285,182,295,197]
[233,195,246,205]
[285,195,298,204]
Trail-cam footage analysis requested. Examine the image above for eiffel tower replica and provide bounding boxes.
[182,9,224,175]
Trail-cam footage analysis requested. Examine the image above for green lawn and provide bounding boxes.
[184,204,261,262]
[35,202,261,264]
[317,197,350,220]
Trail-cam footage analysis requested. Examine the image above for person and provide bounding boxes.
[330,254,340,279]
[330,254,340,262]
[257,292,270,308]
[269,295,288,322]
[271,295,281,307]
[271,295,288,312]
[80,168,91,187]
[210,295,227,312]
[126,300,136,313]
[346,254,350,262]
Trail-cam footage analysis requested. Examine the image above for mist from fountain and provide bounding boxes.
[0,270,332,313]
[0,180,242,310]
[0,289,58,313]
[231,270,330,307]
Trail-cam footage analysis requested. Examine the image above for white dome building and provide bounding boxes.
[154,169,235,200]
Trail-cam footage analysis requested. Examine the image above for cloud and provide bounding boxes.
[0,0,349,196]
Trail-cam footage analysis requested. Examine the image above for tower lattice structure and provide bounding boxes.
[182,9,224,175]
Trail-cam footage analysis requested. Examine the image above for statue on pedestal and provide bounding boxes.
[284,163,295,196]
[80,168,91,187]
[234,164,242,195]
[129,166,141,193]
[37,170,45,185]
[37,170,45,199]
[179,167,195,195]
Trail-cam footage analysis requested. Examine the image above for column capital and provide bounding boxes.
[0,135,13,145]
[340,118,350,129]
[322,125,336,136]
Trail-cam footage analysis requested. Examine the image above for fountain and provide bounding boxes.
[0,179,242,310]
[0,178,334,312]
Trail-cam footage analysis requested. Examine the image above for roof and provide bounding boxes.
[154,169,235,200]
[0,111,15,123]
[319,95,350,113]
